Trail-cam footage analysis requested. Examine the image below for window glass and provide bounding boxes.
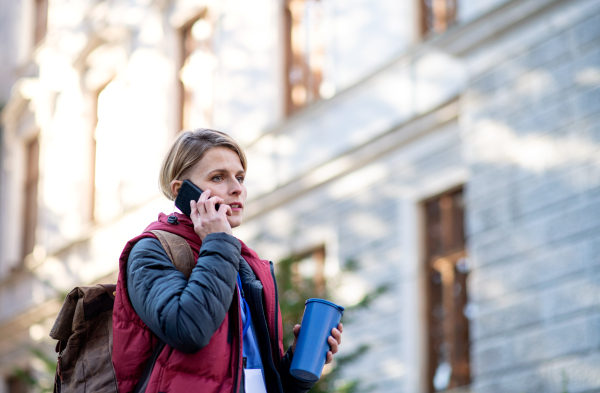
[284,0,325,115]
[179,15,216,129]
[424,187,470,392]
[421,0,457,37]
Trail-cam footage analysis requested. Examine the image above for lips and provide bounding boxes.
[228,202,244,210]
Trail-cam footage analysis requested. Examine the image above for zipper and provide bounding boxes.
[232,282,242,393]
[250,282,283,392]
[269,262,280,366]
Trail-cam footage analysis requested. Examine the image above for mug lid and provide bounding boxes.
[305,298,345,316]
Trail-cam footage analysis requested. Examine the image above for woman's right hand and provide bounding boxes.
[190,189,233,241]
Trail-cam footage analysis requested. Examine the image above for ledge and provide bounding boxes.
[244,97,459,220]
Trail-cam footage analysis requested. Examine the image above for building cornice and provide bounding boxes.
[244,98,459,221]
[241,0,576,220]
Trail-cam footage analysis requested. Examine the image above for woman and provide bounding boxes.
[112,129,343,393]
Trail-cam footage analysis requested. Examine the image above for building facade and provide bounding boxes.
[0,0,599,392]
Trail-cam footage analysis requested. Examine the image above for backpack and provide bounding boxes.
[49,230,196,393]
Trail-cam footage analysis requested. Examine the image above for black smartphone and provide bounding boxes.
[174,179,220,217]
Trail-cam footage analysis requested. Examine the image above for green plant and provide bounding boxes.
[12,347,56,393]
[276,254,389,392]
[561,370,569,393]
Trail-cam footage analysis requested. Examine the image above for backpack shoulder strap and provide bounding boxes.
[131,231,195,392]
[147,230,196,280]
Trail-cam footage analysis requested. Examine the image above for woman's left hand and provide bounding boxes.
[291,323,343,364]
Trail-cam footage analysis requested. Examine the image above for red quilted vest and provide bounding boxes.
[112,213,284,393]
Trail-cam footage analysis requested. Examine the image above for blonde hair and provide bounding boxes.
[159,128,247,201]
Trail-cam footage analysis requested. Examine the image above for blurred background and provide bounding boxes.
[0,0,599,392]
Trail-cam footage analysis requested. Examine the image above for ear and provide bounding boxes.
[171,180,183,199]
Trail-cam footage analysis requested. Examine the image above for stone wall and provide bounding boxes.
[237,113,466,391]
[464,0,600,391]
[1,0,599,391]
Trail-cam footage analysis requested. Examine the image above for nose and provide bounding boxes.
[229,176,242,195]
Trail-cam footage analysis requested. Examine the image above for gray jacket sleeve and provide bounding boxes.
[127,232,240,353]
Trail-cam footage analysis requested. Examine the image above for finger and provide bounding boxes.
[220,204,233,216]
[291,324,301,354]
[190,201,202,224]
[197,189,211,214]
[210,196,225,205]
[325,351,333,364]
[328,336,339,354]
[199,188,211,203]
[213,199,230,215]
[338,323,343,333]
[204,195,221,213]
[332,327,342,345]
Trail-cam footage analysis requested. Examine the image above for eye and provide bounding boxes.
[212,175,224,182]
[236,176,245,183]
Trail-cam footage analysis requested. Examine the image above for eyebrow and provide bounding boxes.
[208,169,246,175]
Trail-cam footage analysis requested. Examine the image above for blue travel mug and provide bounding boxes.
[290,298,345,382]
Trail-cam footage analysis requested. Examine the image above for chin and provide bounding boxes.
[229,217,242,229]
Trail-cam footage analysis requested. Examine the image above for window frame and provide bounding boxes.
[419,0,458,39]
[88,80,112,223]
[22,136,40,260]
[177,10,213,131]
[283,0,325,116]
[34,0,48,46]
[422,186,470,392]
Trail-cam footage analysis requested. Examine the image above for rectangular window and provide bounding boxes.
[34,0,48,45]
[276,246,326,347]
[284,0,325,116]
[22,137,39,259]
[420,0,457,37]
[178,13,215,131]
[423,187,470,392]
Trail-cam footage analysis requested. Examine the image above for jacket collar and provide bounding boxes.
[145,212,201,248]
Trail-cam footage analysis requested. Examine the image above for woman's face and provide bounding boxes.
[176,146,247,228]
